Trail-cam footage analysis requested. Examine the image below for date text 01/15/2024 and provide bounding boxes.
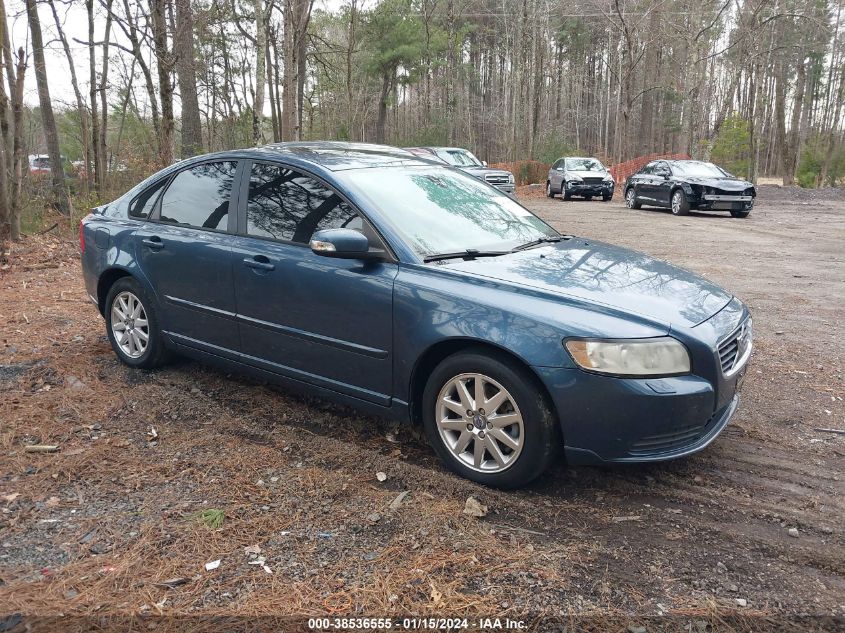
[306,617,527,630]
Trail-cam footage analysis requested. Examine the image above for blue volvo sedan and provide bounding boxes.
[80,142,752,488]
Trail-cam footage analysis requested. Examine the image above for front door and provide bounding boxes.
[230,160,397,406]
[135,160,240,352]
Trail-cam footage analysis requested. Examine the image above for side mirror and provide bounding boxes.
[310,228,384,261]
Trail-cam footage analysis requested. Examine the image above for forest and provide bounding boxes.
[0,0,843,250]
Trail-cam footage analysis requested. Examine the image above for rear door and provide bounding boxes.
[550,160,564,191]
[652,161,674,206]
[229,160,398,405]
[134,160,241,351]
[631,163,655,201]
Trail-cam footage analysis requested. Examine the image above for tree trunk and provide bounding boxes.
[47,0,90,195]
[174,0,203,156]
[253,0,266,144]
[151,0,173,166]
[26,0,72,216]
[375,73,390,144]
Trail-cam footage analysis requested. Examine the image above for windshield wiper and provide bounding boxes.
[423,248,510,263]
[511,236,563,252]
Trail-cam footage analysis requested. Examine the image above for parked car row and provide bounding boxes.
[544,154,755,218]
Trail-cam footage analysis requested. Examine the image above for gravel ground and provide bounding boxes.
[0,187,843,630]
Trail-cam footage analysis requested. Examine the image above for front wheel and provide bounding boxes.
[625,187,641,209]
[730,209,751,218]
[546,181,555,198]
[562,183,572,201]
[105,277,170,369]
[422,350,558,488]
[602,194,612,202]
[671,190,690,216]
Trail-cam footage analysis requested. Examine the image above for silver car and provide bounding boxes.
[547,156,614,201]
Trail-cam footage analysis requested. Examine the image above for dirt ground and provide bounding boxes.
[0,186,843,630]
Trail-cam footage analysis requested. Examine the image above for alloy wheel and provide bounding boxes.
[626,188,636,208]
[671,191,682,214]
[110,291,149,359]
[435,372,524,473]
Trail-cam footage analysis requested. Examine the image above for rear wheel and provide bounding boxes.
[625,187,641,209]
[422,350,557,488]
[730,209,751,218]
[546,181,555,198]
[105,277,170,369]
[671,189,690,216]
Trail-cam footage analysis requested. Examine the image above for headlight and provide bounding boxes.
[564,337,691,377]
[507,173,515,184]
[603,175,614,183]
[568,175,582,182]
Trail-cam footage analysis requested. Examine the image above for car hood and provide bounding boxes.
[459,166,513,178]
[568,170,611,179]
[443,238,733,328]
[684,176,753,191]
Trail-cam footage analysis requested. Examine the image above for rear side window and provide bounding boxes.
[129,179,167,219]
[245,163,359,244]
[158,161,237,230]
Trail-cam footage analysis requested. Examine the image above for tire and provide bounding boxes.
[546,181,555,198]
[422,349,558,488]
[602,194,612,202]
[730,209,751,218]
[105,276,170,369]
[562,182,572,201]
[584,195,593,201]
[671,189,690,216]
[625,187,641,209]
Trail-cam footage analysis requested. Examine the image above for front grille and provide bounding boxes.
[718,318,752,375]
[484,174,510,186]
[582,177,605,184]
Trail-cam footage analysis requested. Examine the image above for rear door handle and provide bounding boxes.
[243,256,275,271]
[142,237,164,250]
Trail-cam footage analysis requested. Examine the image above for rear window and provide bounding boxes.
[129,179,167,219]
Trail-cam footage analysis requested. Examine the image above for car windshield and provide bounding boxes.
[670,161,728,178]
[565,158,604,171]
[437,149,483,167]
[342,167,557,258]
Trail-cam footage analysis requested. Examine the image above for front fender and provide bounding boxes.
[392,264,667,404]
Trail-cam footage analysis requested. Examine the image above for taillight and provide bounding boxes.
[79,219,85,253]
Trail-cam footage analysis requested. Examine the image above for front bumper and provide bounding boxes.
[534,366,744,465]
[493,184,516,196]
[694,193,754,211]
[567,181,614,196]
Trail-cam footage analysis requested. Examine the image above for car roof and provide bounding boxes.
[177,142,435,173]
[254,141,431,171]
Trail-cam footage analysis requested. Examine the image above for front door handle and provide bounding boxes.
[243,256,275,272]
[142,237,164,250]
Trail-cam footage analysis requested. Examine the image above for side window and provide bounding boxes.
[158,161,237,230]
[129,179,166,219]
[640,163,654,175]
[245,163,361,244]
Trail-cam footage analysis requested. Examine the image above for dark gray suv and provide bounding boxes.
[405,147,516,196]
[547,156,614,201]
